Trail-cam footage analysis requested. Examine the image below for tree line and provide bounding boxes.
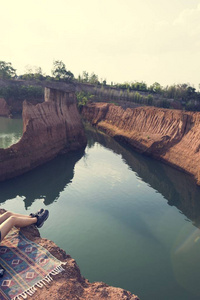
[0,60,74,83]
[0,59,200,111]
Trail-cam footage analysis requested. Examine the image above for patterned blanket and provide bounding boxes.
[0,227,66,300]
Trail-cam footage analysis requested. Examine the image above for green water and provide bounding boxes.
[1,118,200,300]
[0,117,23,148]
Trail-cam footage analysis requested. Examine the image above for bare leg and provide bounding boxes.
[0,215,37,242]
[0,211,32,226]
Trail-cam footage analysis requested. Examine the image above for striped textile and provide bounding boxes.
[0,227,66,300]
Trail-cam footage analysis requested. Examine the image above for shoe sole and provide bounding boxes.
[37,211,49,228]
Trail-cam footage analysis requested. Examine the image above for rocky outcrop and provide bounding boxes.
[0,87,87,181]
[0,98,11,116]
[82,103,200,185]
[0,209,139,300]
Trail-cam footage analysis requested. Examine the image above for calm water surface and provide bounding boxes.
[0,117,23,148]
[1,118,200,300]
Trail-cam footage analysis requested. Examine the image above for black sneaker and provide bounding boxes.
[36,210,49,228]
[30,208,44,218]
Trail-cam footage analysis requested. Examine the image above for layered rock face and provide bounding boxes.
[0,87,87,181]
[0,97,11,116]
[82,103,200,185]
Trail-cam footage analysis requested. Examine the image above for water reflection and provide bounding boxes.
[0,121,200,229]
[84,123,200,228]
[0,117,23,149]
[0,150,84,208]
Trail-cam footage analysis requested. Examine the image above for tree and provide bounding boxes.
[51,60,74,82]
[82,71,89,82]
[187,86,196,99]
[149,82,162,93]
[33,66,45,81]
[0,61,16,79]
[21,65,45,81]
[89,72,99,84]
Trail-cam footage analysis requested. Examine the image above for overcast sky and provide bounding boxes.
[1,0,200,88]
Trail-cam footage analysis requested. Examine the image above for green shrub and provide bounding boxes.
[0,85,44,101]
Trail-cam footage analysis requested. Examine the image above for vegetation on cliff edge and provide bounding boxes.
[1,59,200,111]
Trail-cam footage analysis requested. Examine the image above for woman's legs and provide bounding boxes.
[0,211,32,225]
[0,215,37,241]
[0,209,49,242]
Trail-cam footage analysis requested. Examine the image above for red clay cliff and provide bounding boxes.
[0,87,87,181]
[82,102,200,185]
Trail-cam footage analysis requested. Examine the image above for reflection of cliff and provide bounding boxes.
[82,103,200,185]
[0,150,84,208]
[85,124,200,228]
[0,87,87,181]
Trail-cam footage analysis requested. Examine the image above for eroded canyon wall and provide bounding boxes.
[82,103,200,185]
[0,87,87,181]
[0,98,11,117]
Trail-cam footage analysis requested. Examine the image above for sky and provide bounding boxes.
[1,0,200,88]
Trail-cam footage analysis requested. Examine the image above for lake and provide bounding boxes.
[1,117,200,300]
[0,117,23,148]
